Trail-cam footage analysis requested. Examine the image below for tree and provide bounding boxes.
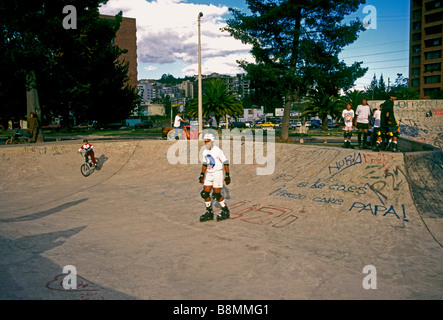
[365,73,389,100]
[0,1,140,130]
[186,78,243,125]
[345,89,367,110]
[302,89,346,131]
[239,62,284,114]
[390,73,419,99]
[223,0,367,140]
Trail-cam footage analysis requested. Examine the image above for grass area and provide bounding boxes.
[39,127,163,137]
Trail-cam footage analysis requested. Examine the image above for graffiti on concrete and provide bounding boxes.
[368,100,443,149]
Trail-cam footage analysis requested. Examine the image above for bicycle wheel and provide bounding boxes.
[18,139,26,144]
[167,129,176,141]
[80,164,91,177]
[5,138,13,145]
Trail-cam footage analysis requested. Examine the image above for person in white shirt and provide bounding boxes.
[173,112,186,140]
[342,103,355,148]
[370,107,381,147]
[354,99,372,149]
[199,133,231,222]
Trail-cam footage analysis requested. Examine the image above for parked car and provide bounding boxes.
[278,122,297,129]
[259,122,275,128]
[230,121,247,129]
[135,120,153,129]
[310,120,321,128]
[327,120,340,128]
[42,124,62,131]
[218,121,227,129]
[74,123,93,130]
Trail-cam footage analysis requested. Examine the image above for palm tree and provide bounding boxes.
[302,89,347,131]
[186,78,243,127]
[345,89,367,110]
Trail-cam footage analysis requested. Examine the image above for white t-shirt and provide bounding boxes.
[202,145,228,173]
[355,104,371,124]
[373,110,381,127]
[174,115,182,128]
[342,109,354,128]
[79,143,94,153]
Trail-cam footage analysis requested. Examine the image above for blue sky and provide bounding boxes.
[100,0,410,91]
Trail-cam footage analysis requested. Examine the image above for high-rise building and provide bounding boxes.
[409,0,443,98]
[100,14,138,89]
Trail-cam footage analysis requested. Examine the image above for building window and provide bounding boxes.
[424,62,441,72]
[425,12,442,23]
[425,50,442,60]
[412,56,421,64]
[425,1,442,11]
[413,44,421,53]
[424,88,441,97]
[424,75,441,84]
[413,10,422,19]
[425,37,442,48]
[424,24,442,36]
[412,67,421,76]
[413,32,422,41]
[411,79,420,87]
[413,21,422,30]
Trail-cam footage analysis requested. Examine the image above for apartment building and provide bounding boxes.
[100,14,138,89]
[409,0,443,98]
[137,79,157,103]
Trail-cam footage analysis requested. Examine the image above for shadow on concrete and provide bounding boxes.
[405,149,443,219]
[0,199,135,300]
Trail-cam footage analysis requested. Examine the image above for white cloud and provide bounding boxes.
[144,66,158,71]
[99,0,252,76]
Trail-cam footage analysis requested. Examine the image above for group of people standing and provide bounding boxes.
[342,94,400,152]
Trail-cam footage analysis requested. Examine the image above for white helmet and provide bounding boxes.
[203,133,215,141]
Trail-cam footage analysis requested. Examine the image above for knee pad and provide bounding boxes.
[200,190,210,199]
[212,192,222,201]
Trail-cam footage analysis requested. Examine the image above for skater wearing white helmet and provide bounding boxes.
[199,132,231,222]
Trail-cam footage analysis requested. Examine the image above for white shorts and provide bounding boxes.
[204,170,224,188]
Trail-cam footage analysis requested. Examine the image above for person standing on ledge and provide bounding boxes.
[27,112,39,143]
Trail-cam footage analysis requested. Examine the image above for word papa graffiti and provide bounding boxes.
[349,202,408,222]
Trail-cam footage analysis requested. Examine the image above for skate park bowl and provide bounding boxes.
[0,137,442,300]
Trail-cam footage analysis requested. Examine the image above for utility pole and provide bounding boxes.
[198,12,203,139]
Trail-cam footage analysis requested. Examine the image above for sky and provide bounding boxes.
[99,0,410,91]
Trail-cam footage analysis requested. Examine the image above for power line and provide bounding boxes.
[362,58,409,64]
[366,65,409,70]
[343,40,408,51]
[341,49,409,59]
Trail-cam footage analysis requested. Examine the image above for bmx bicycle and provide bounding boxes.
[5,134,27,145]
[167,125,199,140]
[80,151,99,177]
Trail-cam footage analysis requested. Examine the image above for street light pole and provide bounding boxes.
[198,12,203,139]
